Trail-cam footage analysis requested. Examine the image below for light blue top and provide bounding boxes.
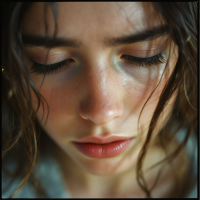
[2,129,197,198]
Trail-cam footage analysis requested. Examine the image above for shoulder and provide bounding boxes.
[2,157,37,198]
[2,154,71,198]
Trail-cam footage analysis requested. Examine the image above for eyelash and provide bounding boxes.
[30,52,166,75]
[121,52,166,67]
[30,59,74,75]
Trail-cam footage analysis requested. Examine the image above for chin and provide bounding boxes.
[70,152,136,176]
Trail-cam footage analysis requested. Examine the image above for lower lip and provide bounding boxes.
[72,138,133,158]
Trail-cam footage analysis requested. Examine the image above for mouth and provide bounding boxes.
[72,136,134,158]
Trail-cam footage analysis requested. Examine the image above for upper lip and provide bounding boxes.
[73,135,132,144]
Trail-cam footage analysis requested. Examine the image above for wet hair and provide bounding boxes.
[2,2,197,198]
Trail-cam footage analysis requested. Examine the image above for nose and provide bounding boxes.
[79,64,123,126]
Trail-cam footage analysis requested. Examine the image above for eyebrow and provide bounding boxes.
[22,25,169,48]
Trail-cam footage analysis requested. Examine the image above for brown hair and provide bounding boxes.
[2,2,197,198]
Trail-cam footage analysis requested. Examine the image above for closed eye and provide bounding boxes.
[29,52,166,75]
[121,52,166,67]
[30,59,74,75]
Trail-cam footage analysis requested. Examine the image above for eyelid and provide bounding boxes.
[122,48,163,58]
[121,52,166,68]
[25,47,73,65]
[122,52,163,60]
[120,39,167,58]
[28,54,73,66]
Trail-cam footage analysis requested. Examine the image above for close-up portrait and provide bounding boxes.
[2,2,198,198]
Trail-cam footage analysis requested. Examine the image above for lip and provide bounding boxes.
[72,136,134,158]
[73,135,132,144]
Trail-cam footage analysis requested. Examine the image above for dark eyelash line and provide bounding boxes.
[30,52,166,75]
[30,59,73,75]
[121,52,166,67]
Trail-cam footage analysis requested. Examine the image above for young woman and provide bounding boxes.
[2,2,197,198]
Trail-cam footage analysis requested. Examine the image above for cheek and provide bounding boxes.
[30,83,77,137]
[122,65,172,141]
[125,45,178,129]
[123,65,164,114]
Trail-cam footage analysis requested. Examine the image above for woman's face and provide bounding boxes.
[22,2,178,175]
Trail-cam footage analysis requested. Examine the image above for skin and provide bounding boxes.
[22,2,181,198]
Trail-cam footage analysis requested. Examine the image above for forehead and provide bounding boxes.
[22,2,163,42]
